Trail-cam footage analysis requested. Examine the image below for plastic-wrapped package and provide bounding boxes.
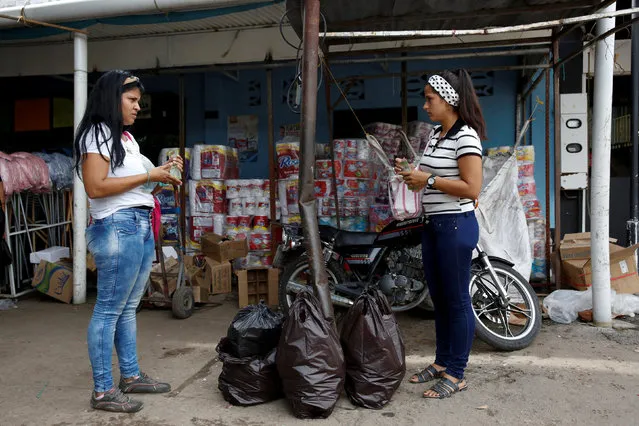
[276,141,301,179]
[34,153,74,190]
[341,217,369,232]
[161,214,179,243]
[191,145,239,180]
[369,204,393,232]
[315,160,342,179]
[189,179,227,214]
[314,180,333,198]
[278,177,299,216]
[10,152,51,193]
[189,216,214,244]
[343,160,371,178]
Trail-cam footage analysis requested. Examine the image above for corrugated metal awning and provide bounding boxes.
[0,0,288,45]
[286,0,606,41]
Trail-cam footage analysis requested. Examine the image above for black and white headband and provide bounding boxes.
[428,75,459,107]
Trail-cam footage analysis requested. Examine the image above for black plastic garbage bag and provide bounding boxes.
[340,288,406,409]
[276,289,345,419]
[216,337,283,406]
[227,301,283,358]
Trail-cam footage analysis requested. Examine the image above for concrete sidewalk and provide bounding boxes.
[1,294,638,426]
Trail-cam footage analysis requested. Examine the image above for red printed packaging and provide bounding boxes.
[343,160,371,178]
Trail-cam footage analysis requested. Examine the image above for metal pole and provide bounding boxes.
[627,0,639,246]
[552,31,562,290]
[266,69,277,253]
[72,32,88,304]
[178,75,186,250]
[591,2,616,328]
[401,53,408,132]
[299,0,335,321]
[545,69,552,287]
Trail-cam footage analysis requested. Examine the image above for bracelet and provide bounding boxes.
[145,170,150,185]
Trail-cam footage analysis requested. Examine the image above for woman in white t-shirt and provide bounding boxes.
[74,70,182,413]
[396,69,486,400]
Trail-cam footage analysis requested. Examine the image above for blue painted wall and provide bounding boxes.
[152,56,555,226]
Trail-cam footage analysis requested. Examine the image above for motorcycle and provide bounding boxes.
[274,216,541,351]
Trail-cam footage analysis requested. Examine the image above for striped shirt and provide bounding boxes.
[419,119,483,215]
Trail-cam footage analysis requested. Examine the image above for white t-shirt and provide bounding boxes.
[82,125,154,219]
[419,120,483,215]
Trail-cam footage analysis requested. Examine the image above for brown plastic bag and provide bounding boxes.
[276,289,345,419]
[340,288,406,409]
[216,337,283,406]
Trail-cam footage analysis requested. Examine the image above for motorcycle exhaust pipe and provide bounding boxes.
[287,282,354,307]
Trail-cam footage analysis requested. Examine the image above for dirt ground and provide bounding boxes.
[1,293,638,426]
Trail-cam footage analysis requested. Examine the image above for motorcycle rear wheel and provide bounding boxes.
[470,260,541,351]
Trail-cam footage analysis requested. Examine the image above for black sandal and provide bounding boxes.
[409,365,444,384]
[423,377,468,399]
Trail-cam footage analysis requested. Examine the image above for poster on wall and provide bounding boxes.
[279,123,300,138]
[228,114,259,163]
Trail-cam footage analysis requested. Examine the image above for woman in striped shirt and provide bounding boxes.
[396,69,486,399]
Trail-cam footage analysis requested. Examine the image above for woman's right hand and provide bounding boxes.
[149,163,182,186]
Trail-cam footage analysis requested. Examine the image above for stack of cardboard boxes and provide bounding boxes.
[556,232,639,294]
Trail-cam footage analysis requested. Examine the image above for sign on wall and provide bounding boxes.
[228,114,259,163]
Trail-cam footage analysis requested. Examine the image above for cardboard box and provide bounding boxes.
[560,233,620,261]
[191,286,209,303]
[32,260,73,303]
[202,257,232,295]
[559,233,639,294]
[150,258,180,295]
[236,268,279,308]
[201,233,248,262]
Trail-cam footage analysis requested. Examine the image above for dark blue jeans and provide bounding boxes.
[421,211,479,380]
[86,208,155,392]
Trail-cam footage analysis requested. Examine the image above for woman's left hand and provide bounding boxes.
[165,155,184,172]
[399,169,431,192]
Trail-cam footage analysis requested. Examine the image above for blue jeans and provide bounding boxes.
[86,208,155,392]
[421,211,479,380]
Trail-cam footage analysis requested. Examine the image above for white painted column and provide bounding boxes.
[73,32,88,304]
[590,2,616,327]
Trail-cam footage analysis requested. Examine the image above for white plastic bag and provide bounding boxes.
[476,154,532,279]
[366,132,422,221]
[612,293,639,317]
[542,288,594,324]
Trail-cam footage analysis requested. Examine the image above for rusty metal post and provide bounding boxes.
[299,0,335,321]
[552,30,562,289]
[545,68,552,287]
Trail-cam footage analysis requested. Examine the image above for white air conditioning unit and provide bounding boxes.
[560,93,589,190]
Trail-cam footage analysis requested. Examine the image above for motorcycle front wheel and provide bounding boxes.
[278,255,347,316]
[470,260,541,351]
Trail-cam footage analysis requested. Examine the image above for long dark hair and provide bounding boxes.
[73,70,144,175]
[433,69,487,140]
